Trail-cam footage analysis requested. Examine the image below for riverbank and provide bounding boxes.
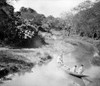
[0,36,100,86]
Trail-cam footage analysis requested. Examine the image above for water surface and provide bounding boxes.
[2,41,100,86]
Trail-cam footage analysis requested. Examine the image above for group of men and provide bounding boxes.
[57,54,84,74]
[70,65,84,74]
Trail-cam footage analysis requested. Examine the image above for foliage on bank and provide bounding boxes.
[0,0,100,48]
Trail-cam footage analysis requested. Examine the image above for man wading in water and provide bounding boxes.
[57,54,64,67]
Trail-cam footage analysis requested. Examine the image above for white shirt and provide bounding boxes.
[70,66,77,73]
[77,66,83,74]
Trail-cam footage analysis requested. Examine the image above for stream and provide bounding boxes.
[2,54,86,86]
[1,41,100,86]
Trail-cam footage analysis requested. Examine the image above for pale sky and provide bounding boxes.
[12,0,89,17]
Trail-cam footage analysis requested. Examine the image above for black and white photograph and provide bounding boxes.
[0,0,100,86]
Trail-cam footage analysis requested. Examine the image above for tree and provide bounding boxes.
[73,0,93,12]
[28,8,37,13]
[0,0,15,41]
[72,1,100,39]
[20,7,27,12]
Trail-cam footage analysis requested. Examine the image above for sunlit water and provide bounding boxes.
[2,41,100,86]
[2,54,86,86]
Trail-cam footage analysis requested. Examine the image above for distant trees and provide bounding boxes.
[17,7,75,37]
[73,0,93,12]
[20,7,37,14]
[60,12,74,35]
[71,0,100,39]
[15,0,100,40]
[42,15,70,31]
[59,0,100,39]
[18,7,46,26]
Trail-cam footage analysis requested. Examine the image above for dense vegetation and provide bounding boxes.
[72,0,100,39]
[0,0,100,48]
